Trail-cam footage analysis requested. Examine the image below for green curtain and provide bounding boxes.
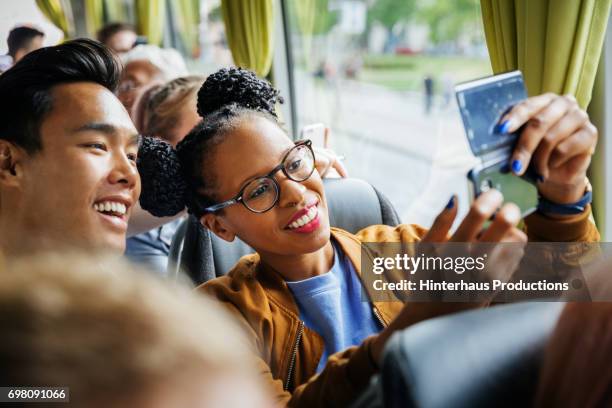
[135,0,167,45]
[173,0,200,57]
[104,0,128,22]
[36,0,74,39]
[221,0,274,77]
[85,0,104,37]
[588,61,606,237]
[481,0,611,108]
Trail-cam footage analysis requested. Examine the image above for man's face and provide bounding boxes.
[18,82,140,252]
[107,30,137,55]
[14,35,44,63]
[117,60,163,113]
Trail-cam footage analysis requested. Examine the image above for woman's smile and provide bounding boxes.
[285,201,321,233]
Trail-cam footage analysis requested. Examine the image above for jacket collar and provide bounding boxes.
[253,228,399,325]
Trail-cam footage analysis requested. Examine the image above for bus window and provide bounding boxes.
[284,0,490,226]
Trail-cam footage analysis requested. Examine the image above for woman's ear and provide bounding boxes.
[200,213,236,242]
[0,141,24,187]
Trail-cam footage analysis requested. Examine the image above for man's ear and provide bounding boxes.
[0,140,25,187]
[200,213,236,242]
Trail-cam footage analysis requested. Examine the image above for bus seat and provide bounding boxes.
[168,178,401,285]
[377,302,564,408]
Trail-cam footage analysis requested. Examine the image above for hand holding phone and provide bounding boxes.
[300,124,348,178]
[455,71,538,217]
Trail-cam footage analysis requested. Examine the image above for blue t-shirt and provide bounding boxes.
[286,241,382,373]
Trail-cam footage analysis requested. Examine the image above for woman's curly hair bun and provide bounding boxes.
[137,136,188,217]
[196,67,283,118]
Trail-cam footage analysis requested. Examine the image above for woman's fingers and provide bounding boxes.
[478,202,522,242]
[313,146,348,178]
[422,195,458,242]
[499,227,528,243]
[549,125,598,169]
[500,93,558,134]
[502,94,570,177]
[531,106,589,179]
[313,146,332,177]
[451,189,503,242]
[331,155,349,177]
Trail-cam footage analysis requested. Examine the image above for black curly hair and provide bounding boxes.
[138,67,284,218]
[197,67,283,118]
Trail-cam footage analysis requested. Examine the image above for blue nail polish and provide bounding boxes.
[511,159,522,173]
[498,120,511,134]
[446,196,455,209]
[537,174,545,183]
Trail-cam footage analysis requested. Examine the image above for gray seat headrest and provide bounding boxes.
[380,302,564,408]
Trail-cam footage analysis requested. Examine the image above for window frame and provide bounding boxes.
[588,12,612,240]
[272,0,297,138]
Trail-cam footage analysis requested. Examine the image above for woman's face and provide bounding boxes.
[201,116,331,258]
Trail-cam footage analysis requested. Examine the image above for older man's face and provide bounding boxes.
[117,60,163,113]
[106,30,137,55]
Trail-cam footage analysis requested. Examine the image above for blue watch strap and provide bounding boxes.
[537,190,592,215]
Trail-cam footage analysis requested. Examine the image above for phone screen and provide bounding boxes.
[468,162,538,217]
[455,71,527,156]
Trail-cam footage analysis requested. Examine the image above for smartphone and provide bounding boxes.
[300,123,327,147]
[467,161,538,217]
[456,71,538,217]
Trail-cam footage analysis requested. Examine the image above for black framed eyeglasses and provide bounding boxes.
[204,140,315,214]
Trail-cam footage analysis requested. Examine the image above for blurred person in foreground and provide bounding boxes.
[0,252,272,408]
[533,252,612,408]
[0,26,44,73]
[535,302,612,407]
[117,44,188,114]
[96,22,137,55]
[0,38,140,255]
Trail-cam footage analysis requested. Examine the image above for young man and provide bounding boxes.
[0,26,45,72]
[0,38,140,255]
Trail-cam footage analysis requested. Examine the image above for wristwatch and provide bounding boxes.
[537,178,592,215]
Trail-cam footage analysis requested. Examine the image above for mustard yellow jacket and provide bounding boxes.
[199,208,599,407]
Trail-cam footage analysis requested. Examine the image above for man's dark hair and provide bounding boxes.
[97,22,136,45]
[0,38,121,153]
[7,26,44,58]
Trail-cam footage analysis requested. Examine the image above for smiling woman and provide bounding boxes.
[136,67,568,407]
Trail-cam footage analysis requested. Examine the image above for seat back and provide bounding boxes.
[168,178,401,285]
[380,302,564,408]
